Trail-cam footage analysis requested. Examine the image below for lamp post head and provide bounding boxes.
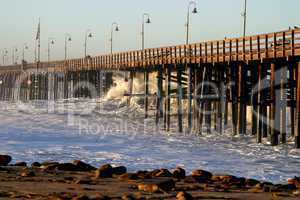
[51,40,54,45]
[192,7,198,14]
[88,33,93,38]
[68,37,72,42]
[115,26,120,32]
[146,18,151,24]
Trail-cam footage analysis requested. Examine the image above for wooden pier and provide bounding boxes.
[1,28,300,148]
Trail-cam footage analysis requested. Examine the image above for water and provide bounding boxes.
[0,99,299,184]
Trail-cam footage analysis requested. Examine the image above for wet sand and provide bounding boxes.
[0,159,299,200]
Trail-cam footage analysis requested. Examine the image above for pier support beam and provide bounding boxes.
[144,70,149,119]
[270,63,280,146]
[156,66,163,127]
[295,62,300,148]
[177,66,183,133]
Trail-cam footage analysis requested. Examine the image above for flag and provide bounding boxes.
[36,19,40,40]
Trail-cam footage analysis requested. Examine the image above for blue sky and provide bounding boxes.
[0,0,299,63]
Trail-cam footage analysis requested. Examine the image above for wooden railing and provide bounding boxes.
[1,28,300,73]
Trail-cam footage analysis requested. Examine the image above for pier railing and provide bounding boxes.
[1,28,300,73]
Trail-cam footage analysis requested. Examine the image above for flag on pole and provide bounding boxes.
[36,19,40,40]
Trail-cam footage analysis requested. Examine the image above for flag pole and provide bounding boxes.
[37,17,41,67]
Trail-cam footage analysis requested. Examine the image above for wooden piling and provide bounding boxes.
[295,62,300,148]
[144,70,149,119]
[270,63,279,146]
[156,66,163,127]
[177,65,183,133]
[187,65,194,133]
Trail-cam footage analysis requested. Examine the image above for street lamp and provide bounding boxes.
[2,49,8,65]
[110,22,120,54]
[64,33,72,60]
[12,47,18,65]
[22,43,29,62]
[84,29,93,57]
[142,13,151,51]
[241,0,247,37]
[48,38,55,63]
[186,0,198,45]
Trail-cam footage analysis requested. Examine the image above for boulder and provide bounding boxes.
[152,169,173,178]
[73,160,96,171]
[245,178,260,187]
[0,155,12,166]
[31,162,41,167]
[95,164,113,178]
[138,179,175,193]
[192,169,212,183]
[288,177,300,189]
[136,171,152,179]
[20,170,35,177]
[173,167,186,179]
[118,173,139,181]
[55,163,79,171]
[176,191,194,200]
[112,166,127,175]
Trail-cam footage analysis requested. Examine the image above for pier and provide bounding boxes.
[1,28,300,148]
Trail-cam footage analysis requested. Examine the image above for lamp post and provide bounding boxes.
[84,29,93,57]
[48,38,55,63]
[242,0,247,37]
[186,1,198,45]
[110,22,120,54]
[64,33,72,60]
[2,49,8,65]
[22,43,29,62]
[141,14,151,118]
[12,47,18,65]
[142,13,151,51]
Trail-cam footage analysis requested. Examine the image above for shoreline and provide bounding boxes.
[0,156,300,200]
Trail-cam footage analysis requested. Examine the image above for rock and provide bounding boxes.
[274,184,297,191]
[121,194,135,200]
[293,189,300,196]
[176,191,193,200]
[13,162,27,167]
[118,173,139,180]
[212,174,245,186]
[245,178,260,187]
[184,176,200,184]
[73,160,96,171]
[55,163,79,171]
[31,162,41,167]
[112,166,127,175]
[173,167,186,179]
[95,164,113,178]
[0,155,12,166]
[41,161,60,167]
[138,179,175,193]
[138,183,159,193]
[288,177,300,189]
[20,170,35,177]
[152,169,173,178]
[192,170,212,183]
[136,171,152,179]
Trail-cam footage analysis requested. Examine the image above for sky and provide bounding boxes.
[0,0,299,64]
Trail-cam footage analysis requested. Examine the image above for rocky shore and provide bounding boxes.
[0,155,300,200]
